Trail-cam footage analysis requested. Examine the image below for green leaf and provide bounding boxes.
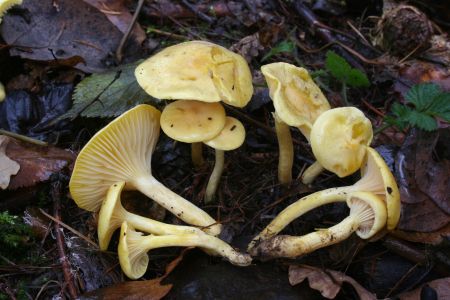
[64,61,160,118]
[427,93,450,121]
[405,83,441,111]
[407,110,438,131]
[261,40,295,62]
[325,51,369,87]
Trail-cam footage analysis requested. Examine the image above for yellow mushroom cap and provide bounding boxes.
[204,117,245,151]
[355,147,401,230]
[261,62,330,130]
[347,191,387,239]
[118,221,149,280]
[160,100,226,143]
[135,41,253,107]
[0,0,22,23]
[69,104,161,212]
[310,107,373,177]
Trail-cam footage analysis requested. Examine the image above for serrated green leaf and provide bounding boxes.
[407,110,438,131]
[261,40,295,62]
[405,83,441,111]
[65,61,160,118]
[427,93,450,121]
[325,51,369,87]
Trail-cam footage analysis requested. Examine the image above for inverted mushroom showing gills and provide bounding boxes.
[69,104,221,236]
[248,147,400,251]
[118,221,252,279]
[251,192,387,258]
[261,62,330,185]
[98,181,207,251]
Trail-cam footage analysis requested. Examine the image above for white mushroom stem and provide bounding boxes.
[204,149,225,203]
[191,142,205,167]
[274,112,293,185]
[251,216,357,258]
[301,161,325,185]
[133,176,221,236]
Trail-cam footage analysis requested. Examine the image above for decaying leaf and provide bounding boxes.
[80,249,187,300]
[392,223,450,245]
[1,0,141,73]
[0,136,20,189]
[395,129,450,232]
[5,137,75,189]
[398,277,450,300]
[289,264,376,300]
[64,61,159,118]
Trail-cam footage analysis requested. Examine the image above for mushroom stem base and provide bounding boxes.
[301,161,324,185]
[204,149,225,203]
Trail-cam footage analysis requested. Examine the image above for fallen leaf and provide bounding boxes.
[392,223,450,245]
[0,136,20,189]
[5,137,75,189]
[80,249,187,300]
[398,277,450,300]
[1,0,141,73]
[82,0,145,44]
[289,264,376,300]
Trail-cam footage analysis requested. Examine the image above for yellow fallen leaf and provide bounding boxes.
[0,135,20,189]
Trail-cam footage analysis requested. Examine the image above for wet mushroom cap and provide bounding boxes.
[310,107,373,177]
[261,62,330,129]
[204,117,245,151]
[69,104,161,212]
[160,100,226,143]
[135,41,253,107]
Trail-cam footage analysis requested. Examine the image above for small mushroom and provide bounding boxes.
[203,116,246,202]
[248,147,400,250]
[69,104,221,236]
[118,221,252,279]
[98,181,206,251]
[310,107,373,178]
[261,62,330,185]
[251,192,387,258]
[0,0,22,23]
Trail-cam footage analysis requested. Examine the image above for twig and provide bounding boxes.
[146,27,189,40]
[116,0,145,63]
[52,180,78,299]
[0,129,47,146]
[181,0,214,24]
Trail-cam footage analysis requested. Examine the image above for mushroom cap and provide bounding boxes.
[135,41,253,107]
[118,221,149,279]
[310,107,373,177]
[204,117,246,151]
[160,100,226,143]
[98,182,127,251]
[69,104,161,212]
[356,147,400,230]
[347,191,387,239]
[261,62,330,130]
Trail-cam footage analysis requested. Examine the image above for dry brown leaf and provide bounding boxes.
[80,249,187,299]
[398,277,450,299]
[0,136,20,189]
[5,138,75,189]
[392,223,450,245]
[289,264,376,300]
[82,0,145,44]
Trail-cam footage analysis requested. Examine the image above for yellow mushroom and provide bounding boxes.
[248,146,401,251]
[118,221,252,279]
[0,0,22,23]
[0,82,5,102]
[251,192,387,258]
[69,104,221,236]
[261,62,330,185]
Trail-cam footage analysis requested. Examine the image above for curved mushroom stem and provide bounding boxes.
[134,176,221,236]
[250,216,357,258]
[204,149,225,203]
[248,187,349,251]
[273,112,293,185]
[301,161,325,185]
[191,142,205,168]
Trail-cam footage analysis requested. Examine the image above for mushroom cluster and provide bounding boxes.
[135,41,253,202]
[69,40,402,279]
[70,104,251,279]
